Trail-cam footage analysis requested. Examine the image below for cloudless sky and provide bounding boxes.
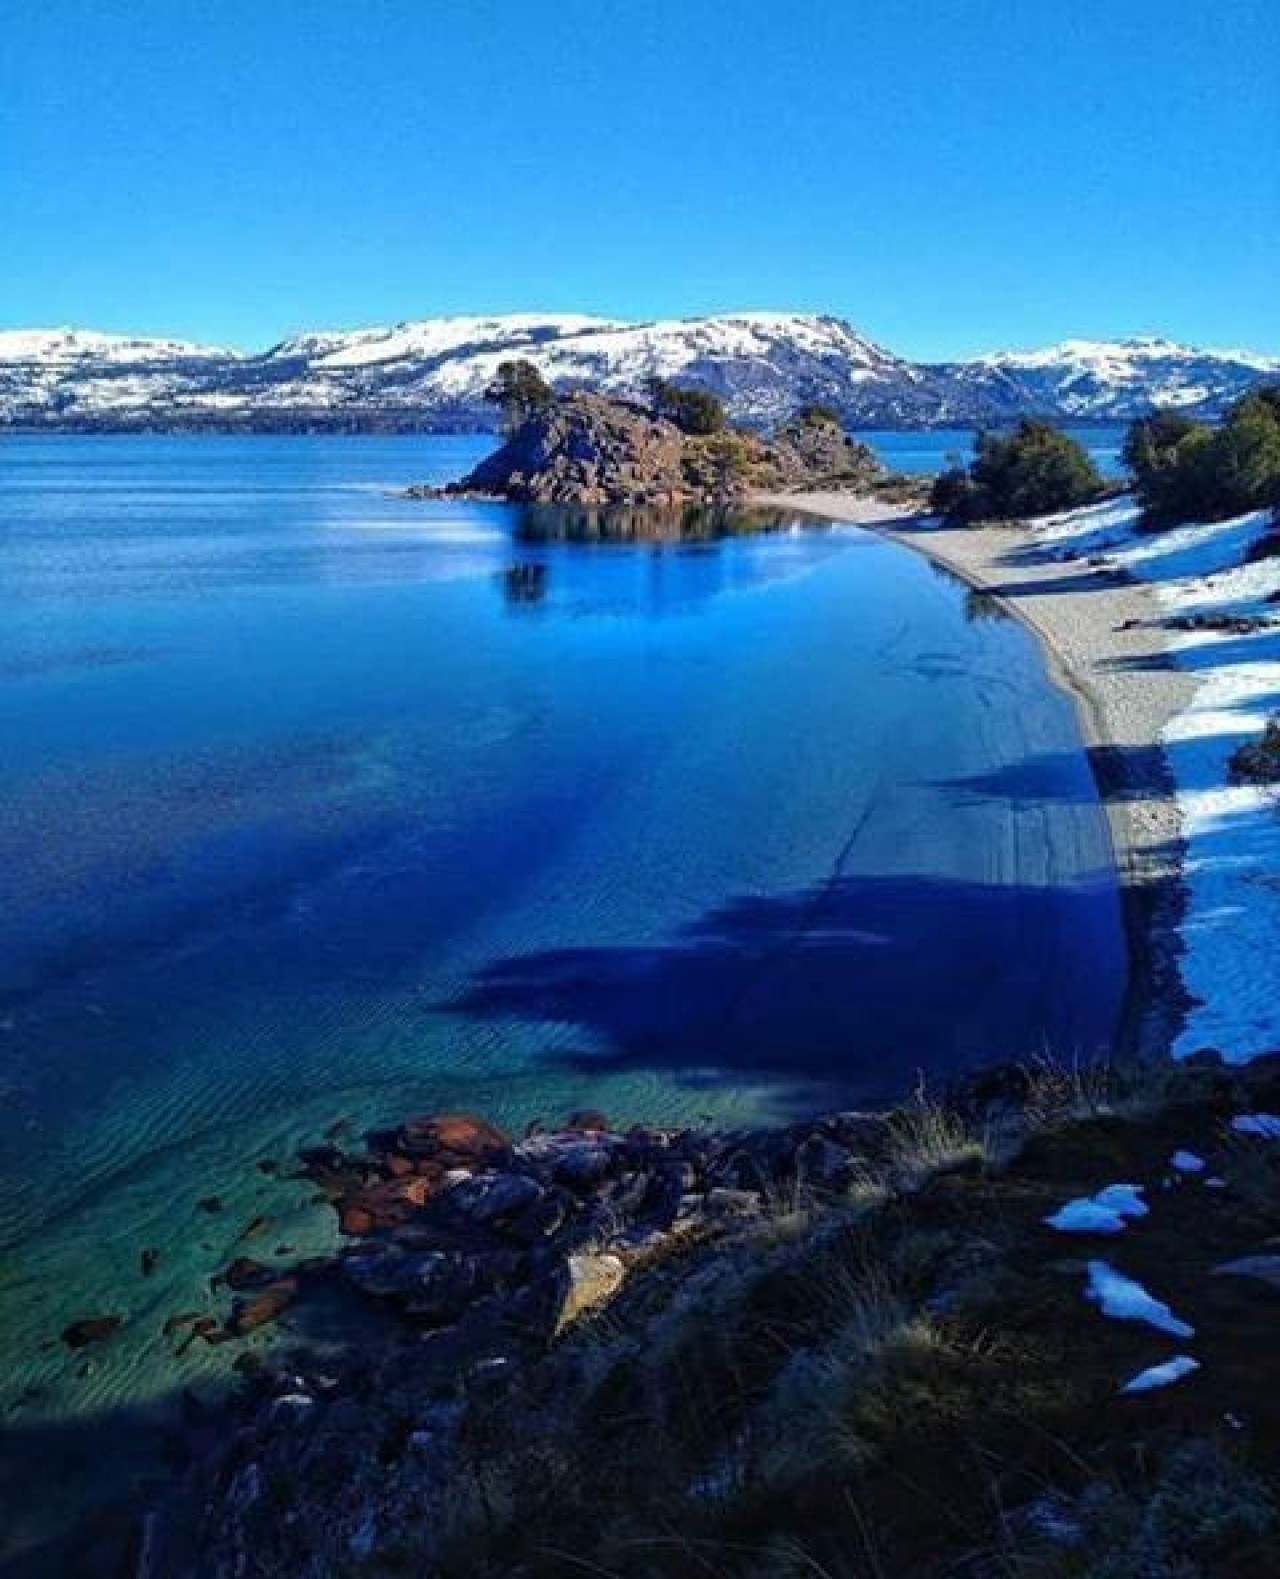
[2,0,1277,357]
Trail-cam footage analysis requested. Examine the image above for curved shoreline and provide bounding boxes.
[756,490,1196,1061]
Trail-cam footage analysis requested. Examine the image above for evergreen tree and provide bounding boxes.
[485,360,554,431]
[1125,386,1280,527]
[645,377,726,435]
[933,422,1102,523]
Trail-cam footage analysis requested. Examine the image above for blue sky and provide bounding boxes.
[2,0,1277,358]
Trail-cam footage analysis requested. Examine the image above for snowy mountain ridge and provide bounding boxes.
[974,336,1280,418]
[1,313,1275,431]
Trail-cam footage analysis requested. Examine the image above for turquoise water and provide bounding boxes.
[0,434,1125,1566]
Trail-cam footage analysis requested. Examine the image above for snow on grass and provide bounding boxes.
[1047,1199,1129,1235]
[1094,1184,1149,1217]
[1033,499,1280,1064]
[1046,1182,1148,1235]
[1121,1355,1200,1395]
[1231,1113,1280,1139]
[1085,1260,1195,1338]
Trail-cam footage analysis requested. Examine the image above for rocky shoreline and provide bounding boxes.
[126,1046,1280,1579]
[131,1096,961,1575]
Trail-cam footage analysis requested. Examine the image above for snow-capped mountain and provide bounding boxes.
[972,337,1280,421]
[0,317,1274,431]
[0,328,242,428]
[241,312,1002,428]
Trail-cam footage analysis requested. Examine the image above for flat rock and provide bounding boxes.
[395,1113,511,1169]
[230,1278,298,1335]
[557,1253,626,1331]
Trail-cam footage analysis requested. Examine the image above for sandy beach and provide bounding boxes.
[760,490,1199,1059]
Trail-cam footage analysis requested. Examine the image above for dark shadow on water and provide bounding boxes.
[449,872,1128,1113]
[934,744,1178,807]
[0,1256,424,1579]
[0,1394,215,1579]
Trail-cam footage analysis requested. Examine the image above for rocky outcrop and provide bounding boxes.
[415,393,883,506]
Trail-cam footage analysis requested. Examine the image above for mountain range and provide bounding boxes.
[2,314,1276,433]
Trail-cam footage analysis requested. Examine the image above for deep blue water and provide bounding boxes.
[0,433,1126,1565]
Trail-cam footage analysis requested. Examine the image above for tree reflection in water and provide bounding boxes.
[513,501,808,544]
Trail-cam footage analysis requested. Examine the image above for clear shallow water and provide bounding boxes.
[0,434,1125,1566]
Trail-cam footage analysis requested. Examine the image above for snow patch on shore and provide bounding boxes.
[1032,500,1280,1064]
[1086,1260,1195,1338]
[1046,1182,1148,1235]
[1121,1355,1200,1395]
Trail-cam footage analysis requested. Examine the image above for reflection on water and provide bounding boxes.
[924,558,1013,626]
[501,561,550,608]
[965,587,1012,624]
[513,501,804,543]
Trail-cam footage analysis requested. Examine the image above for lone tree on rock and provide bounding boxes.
[790,402,843,429]
[485,360,554,432]
[645,377,726,436]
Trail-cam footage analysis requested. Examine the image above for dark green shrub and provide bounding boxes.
[932,421,1103,524]
[645,377,727,435]
[930,464,978,520]
[1126,386,1280,528]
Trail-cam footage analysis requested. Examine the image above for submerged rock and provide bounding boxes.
[62,1315,123,1349]
[230,1279,298,1336]
[217,1256,276,1292]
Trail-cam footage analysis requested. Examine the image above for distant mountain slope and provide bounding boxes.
[971,336,1280,420]
[1,316,1275,432]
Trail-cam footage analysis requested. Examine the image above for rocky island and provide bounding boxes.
[407,362,886,507]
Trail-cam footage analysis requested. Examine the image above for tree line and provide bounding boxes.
[930,387,1280,529]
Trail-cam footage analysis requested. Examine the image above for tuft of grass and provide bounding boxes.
[885,1087,987,1187]
[1019,1052,1116,1128]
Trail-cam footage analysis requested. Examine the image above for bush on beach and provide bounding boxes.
[1229,716,1280,786]
[1125,386,1280,529]
[930,420,1104,524]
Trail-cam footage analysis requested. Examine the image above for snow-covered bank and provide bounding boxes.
[1031,500,1280,1063]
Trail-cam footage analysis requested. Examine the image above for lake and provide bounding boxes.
[0,432,1126,1569]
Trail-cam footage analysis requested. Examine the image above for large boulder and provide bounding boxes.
[457,395,689,504]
